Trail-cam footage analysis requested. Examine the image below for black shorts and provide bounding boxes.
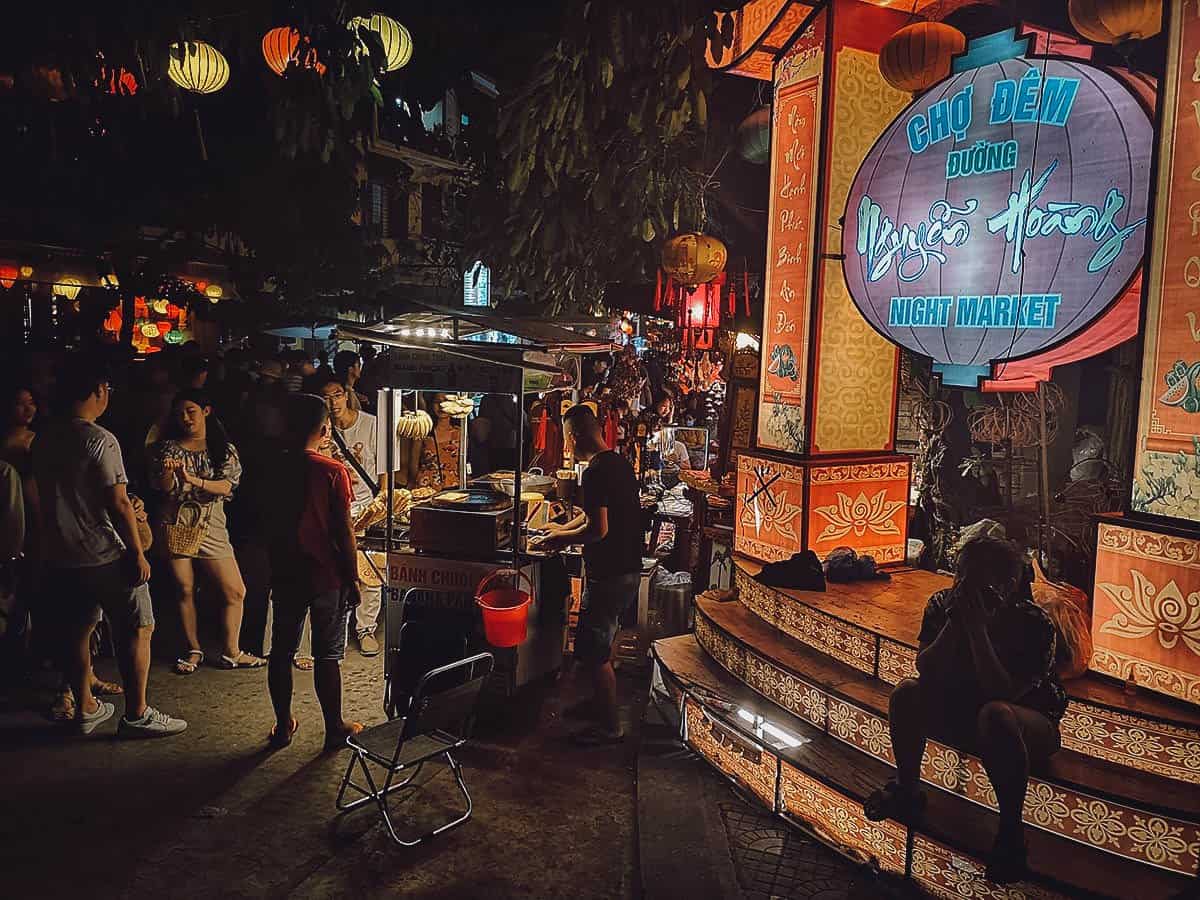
[46,560,155,635]
[575,572,640,664]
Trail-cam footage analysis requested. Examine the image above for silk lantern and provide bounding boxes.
[1069,0,1162,44]
[168,41,229,94]
[661,233,727,286]
[262,26,325,76]
[204,283,223,300]
[736,108,771,165]
[0,265,16,289]
[880,22,967,94]
[350,14,413,72]
[53,277,82,300]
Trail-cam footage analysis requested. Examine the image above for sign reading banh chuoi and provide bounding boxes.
[1132,5,1200,524]
[841,29,1152,388]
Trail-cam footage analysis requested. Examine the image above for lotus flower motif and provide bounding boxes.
[812,489,904,543]
[1097,570,1200,657]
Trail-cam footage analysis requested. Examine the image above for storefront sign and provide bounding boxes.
[757,17,824,452]
[1133,6,1200,523]
[842,30,1151,387]
[463,260,490,307]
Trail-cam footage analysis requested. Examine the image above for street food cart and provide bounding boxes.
[337,318,616,703]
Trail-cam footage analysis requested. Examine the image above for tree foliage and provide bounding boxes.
[468,0,736,314]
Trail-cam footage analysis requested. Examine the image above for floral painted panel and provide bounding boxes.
[807,460,909,563]
[735,452,807,562]
[1093,521,1200,705]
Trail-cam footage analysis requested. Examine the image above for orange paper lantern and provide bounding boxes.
[262,26,326,76]
[105,68,138,96]
[879,22,967,94]
[661,233,727,286]
[1068,0,1162,45]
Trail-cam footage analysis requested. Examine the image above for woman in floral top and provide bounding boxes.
[864,537,1065,885]
[151,390,264,673]
[416,394,463,491]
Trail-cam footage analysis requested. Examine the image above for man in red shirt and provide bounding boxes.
[265,394,363,751]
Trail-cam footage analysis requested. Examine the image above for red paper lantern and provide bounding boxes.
[105,68,138,96]
[157,321,172,335]
[0,264,17,289]
[262,26,326,77]
[103,310,122,332]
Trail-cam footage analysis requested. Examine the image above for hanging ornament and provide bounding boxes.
[204,283,223,301]
[19,265,33,278]
[53,277,83,300]
[879,22,966,94]
[1068,0,1162,45]
[156,321,172,335]
[262,26,325,76]
[103,309,122,332]
[141,322,160,338]
[661,233,727,286]
[152,298,170,314]
[736,108,771,165]
[349,13,414,72]
[0,264,17,289]
[168,41,229,94]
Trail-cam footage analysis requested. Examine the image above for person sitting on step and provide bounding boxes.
[863,536,1067,885]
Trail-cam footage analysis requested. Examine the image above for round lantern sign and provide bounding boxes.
[842,30,1152,386]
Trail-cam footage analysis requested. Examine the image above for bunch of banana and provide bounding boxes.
[395,410,434,440]
[437,394,475,418]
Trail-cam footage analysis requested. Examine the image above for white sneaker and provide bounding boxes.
[118,706,188,739]
[79,699,115,735]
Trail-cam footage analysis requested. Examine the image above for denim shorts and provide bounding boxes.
[575,572,640,664]
[47,560,155,634]
[271,587,351,661]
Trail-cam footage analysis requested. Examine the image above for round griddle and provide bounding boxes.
[429,488,513,512]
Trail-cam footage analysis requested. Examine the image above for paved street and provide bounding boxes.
[1,649,644,900]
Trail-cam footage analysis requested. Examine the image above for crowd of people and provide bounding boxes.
[0,342,430,740]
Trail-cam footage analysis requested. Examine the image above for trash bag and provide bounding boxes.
[1030,557,1092,679]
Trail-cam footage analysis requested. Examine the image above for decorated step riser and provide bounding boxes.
[734,569,1200,785]
[694,610,1200,878]
[676,688,1068,899]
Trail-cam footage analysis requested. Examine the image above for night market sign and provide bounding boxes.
[842,30,1152,387]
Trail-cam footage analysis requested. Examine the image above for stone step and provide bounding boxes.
[733,562,1200,786]
[652,634,1192,900]
[692,594,1200,881]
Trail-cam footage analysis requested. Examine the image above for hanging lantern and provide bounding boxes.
[53,277,83,300]
[140,322,160,338]
[152,298,170,314]
[134,296,149,317]
[156,321,172,335]
[103,310,122,332]
[1068,0,1162,45]
[104,68,138,96]
[102,273,119,289]
[166,303,181,318]
[879,22,967,94]
[19,265,33,278]
[168,41,229,94]
[0,264,17,289]
[736,108,771,165]
[262,26,325,76]
[204,283,223,300]
[349,13,413,72]
[164,330,185,345]
[661,233,727,286]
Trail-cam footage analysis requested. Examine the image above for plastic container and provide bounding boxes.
[475,568,534,648]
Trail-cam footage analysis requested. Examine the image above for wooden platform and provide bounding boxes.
[652,636,1193,899]
[734,558,1200,786]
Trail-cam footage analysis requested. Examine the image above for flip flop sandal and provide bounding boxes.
[92,678,124,696]
[292,656,314,672]
[268,717,299,749]
[218,651,267,669]
[50,689,75,722]
[323,721,364,752]
[174,650,204,675]
[863,779,926,824]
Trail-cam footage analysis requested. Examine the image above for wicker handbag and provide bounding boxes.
[165,500,210,557]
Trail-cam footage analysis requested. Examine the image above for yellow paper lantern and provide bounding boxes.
[204,283,223,300]
[152,298,170,314]
[19,265,33,278]
[1068,0,1162,44]
[350,13,413,72]
[168,41,230,94]
[879,22,967,94]
[661,233,727,286]
[53,277,83,300]
[141,322,160,338]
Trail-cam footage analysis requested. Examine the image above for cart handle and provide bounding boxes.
[474,567,534,600]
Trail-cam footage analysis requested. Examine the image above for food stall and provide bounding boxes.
[337,318,617,702]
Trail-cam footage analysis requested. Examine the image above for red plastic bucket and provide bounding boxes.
[475,569,534,648]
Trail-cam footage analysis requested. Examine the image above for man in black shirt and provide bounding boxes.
[539,404,642,745]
